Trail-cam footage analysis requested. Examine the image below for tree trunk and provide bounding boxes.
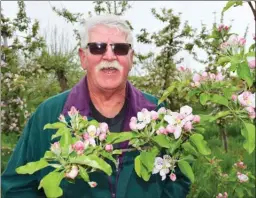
[220,124,228,153]
[56,70,69,92]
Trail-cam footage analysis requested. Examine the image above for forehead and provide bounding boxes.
[88,24,127,43]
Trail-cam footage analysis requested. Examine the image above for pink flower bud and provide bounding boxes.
[65,165,79,179]
[88,181,98,188]
[99,133,107,141]
[130,116,137,123]
[50,142,61,156]
[105,144,113,152]
[99,122,108,134]
[238,38,246,45]
[129,121,137,131]
[170,173,176,181]
[224,26,229,31]
[184,122,193,132]
[156,126,167,135]
[192,73,201,82]
[157,107,167,114]
[166,125,175,133]
[215,72,224,81]
[202,72,208,78]
[72,141,85,155]
[177,66,186,72]
[193,115,200,123]
[209,73,216,80]
[231,94,237,101]
[248,59,255,69]
[83,133,90,140]
[190,82,195,87]
[68,106,78,118]
[150,111,159,120]
[58,114,67,123]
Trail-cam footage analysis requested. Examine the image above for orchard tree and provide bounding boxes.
[134,8,195,110]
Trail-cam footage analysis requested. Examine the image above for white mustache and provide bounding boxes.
[95,61,123,72]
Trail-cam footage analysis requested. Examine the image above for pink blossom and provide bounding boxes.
[238,38,246,46]
[58,114,67,123]
[156,126,167,135]
[157,107,167,115]
[50,142,61,156]
[105,144,113,152]
[209,73,216,80]
[99,133,107,141]
[224,26,229,31]
[248,59,255,69]
[150,111,159,120]
[169,173,176,181]
[202,72,208,79]
[68,106,78,118]
[215,72,224,81]
[166,125,175,133]
[218,24,224,32]
[193,115,200,123]
[231,94,237,101]
[177,66,186,72]
[238,91,255,108]
[237,172,249,183]
[192,73,201,82]
[245,107,255,119]
[88,181,98,188]
[130,117,137,123]
[180,106,193,117]
[183,121,193,132]
[194,82,200,87]
[65,165,79,179]
[72,141,85,155]
[83,133,90,140]
[129,121,137,131]
[216,192,228,198]
[99,122,108,134]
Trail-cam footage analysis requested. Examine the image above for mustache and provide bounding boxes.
[95,61,123,72]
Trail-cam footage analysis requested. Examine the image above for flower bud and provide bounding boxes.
[99,122,108,134]
[184,122,193,132]
[72,140,85,155]
[88,181,98,188]
[248,59,255,69]
[105,144,113,152]
[99,133,107,141]
[50,142,61,156]
[166,125,175,133]
[169,173,176,181]
[193,115,200,123]
[65,165,79,179]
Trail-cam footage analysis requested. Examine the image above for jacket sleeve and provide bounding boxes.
[1,113,45,198]
[161,167,191,198]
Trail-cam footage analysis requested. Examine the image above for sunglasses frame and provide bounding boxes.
[86,42,132,56]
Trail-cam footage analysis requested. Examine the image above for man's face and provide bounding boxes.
[79,25,133,91]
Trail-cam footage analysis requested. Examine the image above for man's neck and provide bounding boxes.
[88,81,126,118]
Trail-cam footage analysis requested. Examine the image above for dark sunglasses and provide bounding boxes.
[86,42,132,55]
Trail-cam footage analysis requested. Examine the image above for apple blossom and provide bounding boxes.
[237,172,249,183]
[193,115,200,123]
[150,110,159,120]
[88,181,98,188]
[169,173,176,181]
[184,121,193,132]
[72,141,85,155]
[50,142,61,156]
[99,133,107,141]
[105,144,113,152]
[248,59,255,69]
[68,106,78,118]
[99,122,108,134]
[65,165,79,179]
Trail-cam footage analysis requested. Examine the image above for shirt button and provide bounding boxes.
[112,193,116,198]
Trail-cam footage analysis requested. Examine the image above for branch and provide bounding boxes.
[248,1,256,21]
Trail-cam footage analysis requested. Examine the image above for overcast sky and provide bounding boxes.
[2,1,255,73]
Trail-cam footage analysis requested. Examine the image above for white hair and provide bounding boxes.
[80,15,133,49]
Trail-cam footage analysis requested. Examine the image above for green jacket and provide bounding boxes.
[1,77,190,198]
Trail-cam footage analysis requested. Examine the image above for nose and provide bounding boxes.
[102,44,117,61]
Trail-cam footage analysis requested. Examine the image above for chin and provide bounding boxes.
[98,80,125,91]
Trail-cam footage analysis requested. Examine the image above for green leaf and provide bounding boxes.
[100,150,116,164]
[182,142,198,157]
[210,94,229,107]
[44,151,56,159]
[106,132,136,144]
[178,160,194,183]
[209,111,231,122]
[158,82,178,105]
[168,138,182,155]
[16,158,49,174]
[199,93,209,105]
[241,122,255,154]
[51,128,66,140]
[246,51,255,57]
[70,155,112,176]
[44,122,66,130]
[78,166,90,182]
[237,62,253,87]
[134,156,142,177]
[217,56,231,65]
[222,1,243,13]
[190,134,211,155]
[151,135,171,148]
[60,128,72,156]
[88,120,99,127]
[112,150,122,155]
[38,171,64,198]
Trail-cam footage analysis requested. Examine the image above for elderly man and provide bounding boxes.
[1,15,190,198]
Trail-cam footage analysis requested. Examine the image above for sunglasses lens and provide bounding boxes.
[88,43,107,54]
[113,44,130,55]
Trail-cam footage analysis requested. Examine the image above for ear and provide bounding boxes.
[79,48,87,70]
[129,49,134,70]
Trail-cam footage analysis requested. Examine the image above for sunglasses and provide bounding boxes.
[86,42,132,56]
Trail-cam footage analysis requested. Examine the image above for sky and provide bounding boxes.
[2,1,255,74]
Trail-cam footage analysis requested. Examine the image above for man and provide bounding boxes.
[1,15,190,198]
